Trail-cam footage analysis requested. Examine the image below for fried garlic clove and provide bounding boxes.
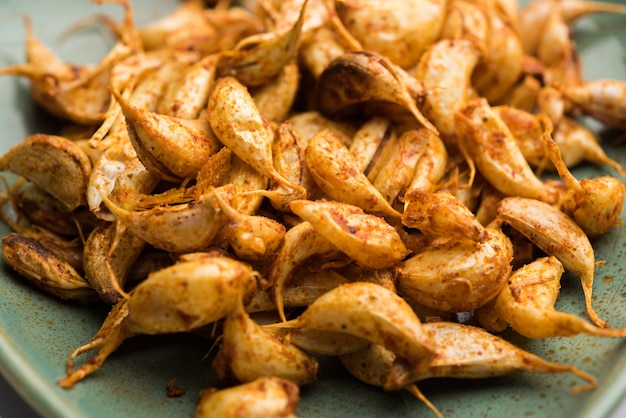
[494,105,550,169]
[437,165,481,212]
[472,7,524,104]
[265,0,328,37]
[271,327,370,357]
[111,151,162,195]
[299,26,346,79]
[304,129,402,218]
[339,343,395,388]
[138,0,214,51]
[348,117,391,173]
[157,53,221,119]
[126,252,258,335]
[535,1,581,86]
[83,221,146,304]
[334,0,447,69]
[474,297,509,333]
[386,321,597,394]
[0,134,91,211]
[202,6,266,53]
[0,199,85,271]
[321,0,364,51]
[219,0,307,87]
[194,377,300,418]
[344,343,446,417]
[37,57,118,125]
[271,282,438,372]
[211,188,286,260]
[554,117,626,174]
[414,38,481,147]
[339,343,444,418]
[14,183,95,237]
[90,49,185,150]
[455,98,558,203]
[112,89,222,181]
[2,232,95,300]
[0,20,106,124]
[497,105,618,174]
[369,129,433,208]
[252,60,300,123]
[124,247,174,286]
[474,183,507,227]
[221,154,268,214]
[402,190,487,242]
[539,120,626,237]
[118,51,201,112]
[397,226,513,313]
[289,199,408,269]
[441,0,489,50]
[58,299,132,389]
[537,85,567,127]
[404,129,448,194]
[496,256,626,338]
[246,268,348,314]
[564,176,626,238]
[208,76,304,194]
[286,110,356,147]
[519,0,626,56]
[0,16,83,83]
[556,79,626,130]
[500,74,541,114]
[496,196,606,328]
[286,112,353,200]
[10,0,142,124]
[87,143,144,195]
[59,253,258,388]
[317,51,436,134]
[182,141,229,185]
[112,51,186,110]
[269,221,344,321]
[86,146,159,221]
[102,184,228,253]
[545,61,585,99]
[362,128,400,187]
[259,122,309,211]
[335,259,398,292]
[214,298,318,385]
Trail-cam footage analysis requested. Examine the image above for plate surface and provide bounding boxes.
[1,1,626,417]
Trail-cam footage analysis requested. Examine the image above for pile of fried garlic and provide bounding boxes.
[3,0,626,416]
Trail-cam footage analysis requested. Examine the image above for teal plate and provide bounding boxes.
[1,1,626,417]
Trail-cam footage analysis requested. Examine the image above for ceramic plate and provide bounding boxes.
[1,1,626,417]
